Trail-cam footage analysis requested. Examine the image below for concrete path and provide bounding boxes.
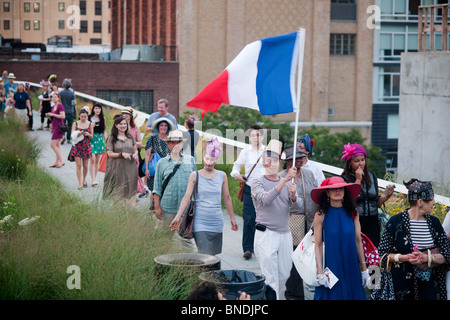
[27,111,262,275]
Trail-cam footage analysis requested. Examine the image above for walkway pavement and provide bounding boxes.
[27,111,261,275]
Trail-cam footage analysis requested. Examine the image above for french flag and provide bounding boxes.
[187,31,301,118]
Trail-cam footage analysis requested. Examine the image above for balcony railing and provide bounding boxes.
[418,3,449,51]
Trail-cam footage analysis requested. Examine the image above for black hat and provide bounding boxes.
[284,145,307,160]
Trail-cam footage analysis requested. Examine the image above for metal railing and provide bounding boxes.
[418,3,449,51]
[26,81,450,206]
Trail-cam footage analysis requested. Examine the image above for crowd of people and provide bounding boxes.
[2,71,449,301]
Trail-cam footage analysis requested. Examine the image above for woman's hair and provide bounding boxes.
[90,103,105,132]
[109,115,132,146]
[317,188,357,217]
[186,281,220,300]
[52,92,61,102]
[409,199,433,207]
[78,108,89,119]
[342,159,371,187]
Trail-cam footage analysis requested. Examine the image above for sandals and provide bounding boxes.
[55,162,65,168]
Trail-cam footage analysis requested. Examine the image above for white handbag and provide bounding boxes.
[292,226,323,287]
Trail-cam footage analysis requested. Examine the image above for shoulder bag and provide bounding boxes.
[178,171,199,239]
[237,153,262,202]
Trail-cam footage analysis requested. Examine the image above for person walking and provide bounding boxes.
[70,108,94,190]
[170,138,238,255]
[12,82,32,125]
[280,145,318,300]
[88,103,107,186]
[103,115,138,206]
[153,130,196,220]
[37,80,52,131]
[182,114,200,161]
[376,179,450,300]
[251,140,301,300]
[311,176,368,300]
[297,133,325,186]
[59,79,76,144]
[144,117,174,206]
[231,125,265,260]
[145,98,178,135]
[45,92,66,168]
[340,143,394,247]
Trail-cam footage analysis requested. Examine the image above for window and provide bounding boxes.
[80,20,88,33]
[330,34,356,55]
[95,1,102,15]
[90,38,102,45]
[387,114,399,139]
[377,25,418,61]
[97,90,155,114]
[24,2,31,12]
[376,66,400,102]
[331,0,357,21]
[34,20,40,30]
[80,1,86,15]
[33,2,40,12]
[24,20,31,30]
[58,2,65,12]
[3,20,10,30]
[58,20,65,30]
[93,21,102,33]
[3,2,10,12]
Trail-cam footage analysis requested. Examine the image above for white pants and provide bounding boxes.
[254,228,293,300]
[14,108,28,122]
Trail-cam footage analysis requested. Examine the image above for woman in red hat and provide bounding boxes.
[311,176,369,300]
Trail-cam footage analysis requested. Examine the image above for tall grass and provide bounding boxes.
[0,165,201,299]
[0,118,202,300]
[0,117,40,180]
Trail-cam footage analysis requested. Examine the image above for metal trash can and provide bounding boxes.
[199,269,266,300]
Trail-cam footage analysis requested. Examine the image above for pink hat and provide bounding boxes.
[341,143,367,162]
[311,176,361,204]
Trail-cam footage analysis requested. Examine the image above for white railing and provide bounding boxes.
[27,81,450,206]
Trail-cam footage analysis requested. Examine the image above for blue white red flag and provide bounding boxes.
[187,31,301,118]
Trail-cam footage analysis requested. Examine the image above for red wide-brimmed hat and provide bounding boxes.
[311,176,361,204]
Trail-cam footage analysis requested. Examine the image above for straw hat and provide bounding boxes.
[163,130,187,142]
[121,106,134,116]
[8,73,16,79]
[152,117,174,133]
[265,139,283,157]
[310,176,361,204]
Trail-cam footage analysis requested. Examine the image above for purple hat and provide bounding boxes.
[341,143,367,162]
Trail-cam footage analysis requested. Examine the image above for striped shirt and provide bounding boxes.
[410,220,434,250]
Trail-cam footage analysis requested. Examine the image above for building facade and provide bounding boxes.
[0,0,111,46]
[178,0,375,140]
[371,0,449,173]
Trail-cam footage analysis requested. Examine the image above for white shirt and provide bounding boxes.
[303,159,325,187]
[230,144,265,188]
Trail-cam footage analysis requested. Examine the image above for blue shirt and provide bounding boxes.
[146,112,178,135]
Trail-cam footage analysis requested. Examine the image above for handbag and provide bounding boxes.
[361,232,380,266]
[178,171,199,239]
[141,137,162,177]
[98,151,107,172]
[68,147,75,162]
[292,226,323,287]
[237,153,262,202]
[59,123,69,134]
[370,253,395,300]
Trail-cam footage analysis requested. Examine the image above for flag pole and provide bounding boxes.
[292,28,306,166]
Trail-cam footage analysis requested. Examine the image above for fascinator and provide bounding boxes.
[298,134,315,156]
[205,137,222,158]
